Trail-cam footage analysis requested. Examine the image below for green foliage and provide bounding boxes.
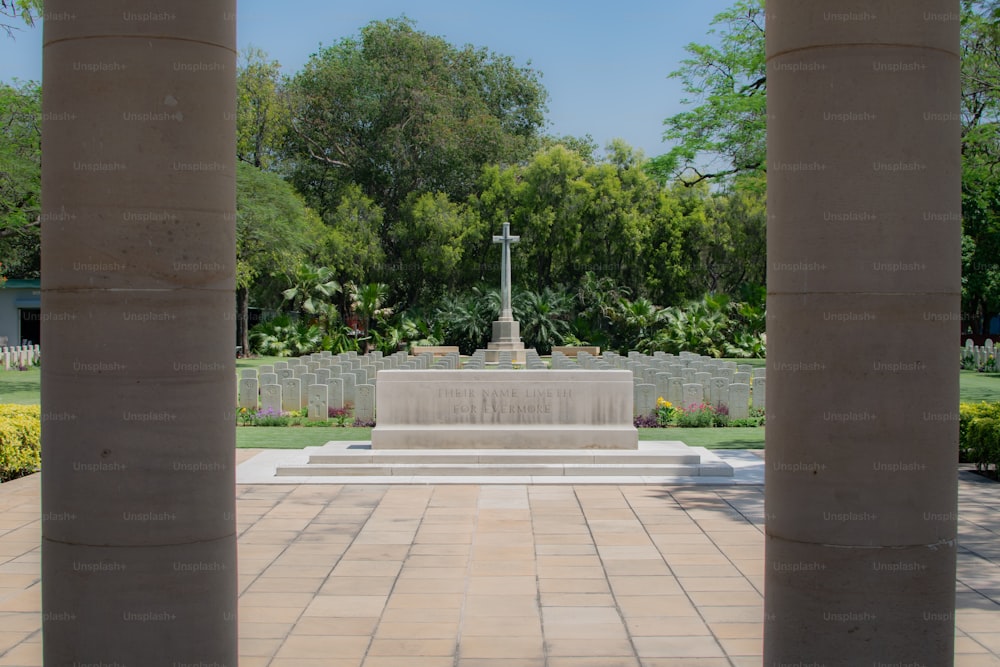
[650,0,766,186]
[237,47,289,170]
[513,286,572,354]
[959,401,1000,471]
[0,0,41,38]
[236,161,323,350]
[321,184,386,287]
[348,282,392,336]
[282,264,341,315]
[0,79,40,278]
[249,314,324,356]
[0,403,39,481]
[285,16,547,222]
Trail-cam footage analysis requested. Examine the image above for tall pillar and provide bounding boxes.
[765,2,960,664]
[41,2,238,665]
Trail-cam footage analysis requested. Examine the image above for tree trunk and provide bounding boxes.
[237,285,249,356]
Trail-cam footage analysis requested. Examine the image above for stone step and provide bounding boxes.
[275,462,731,477]
[307,450,702,465]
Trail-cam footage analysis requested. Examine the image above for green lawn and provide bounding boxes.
[5,365,1000,452]
[237,426,371,449]
[641,427,765,449]
[0,367,40,404]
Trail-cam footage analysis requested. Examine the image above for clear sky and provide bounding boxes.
[0,0,734,159]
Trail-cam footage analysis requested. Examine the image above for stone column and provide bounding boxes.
[41,2,238,665]
[765,2,960,664]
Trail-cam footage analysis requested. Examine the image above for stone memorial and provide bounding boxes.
[483,222,528,364]
[372,370,637,449]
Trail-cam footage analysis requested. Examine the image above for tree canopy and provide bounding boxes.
[284,17,548,222]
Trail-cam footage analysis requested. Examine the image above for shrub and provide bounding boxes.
[959,402,1000,471]
[633,414,659,428]
[0,404,41,482]
[675,402,717,427]
[238,407,293,427]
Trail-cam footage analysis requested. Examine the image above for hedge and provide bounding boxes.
[0,404,40,482]
[959,402,1000,473]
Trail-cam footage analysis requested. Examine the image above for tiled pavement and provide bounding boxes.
[0,450,997,666]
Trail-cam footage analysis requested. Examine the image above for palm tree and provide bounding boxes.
[436,291,491,354]
[282,264,341,316]
[514,287,572,354]
[348,282,392,333]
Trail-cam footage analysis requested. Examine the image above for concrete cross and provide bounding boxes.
[492,221,520,321]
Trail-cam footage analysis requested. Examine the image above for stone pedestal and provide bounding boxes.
[484,319,527,363]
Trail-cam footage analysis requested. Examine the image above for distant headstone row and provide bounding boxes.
[237,348,765,420]
[555,350,765,418]
[238,350,407,421]
[964,338,995,367]
[1,344,40,370]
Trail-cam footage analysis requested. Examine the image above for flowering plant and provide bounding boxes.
[654,397,678,427]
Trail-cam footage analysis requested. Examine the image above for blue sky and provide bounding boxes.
[0,0,734,159]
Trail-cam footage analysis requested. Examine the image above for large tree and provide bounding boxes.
[0,79,40,278]
[0,0,40,38]
[237,47,289,171]
[235,162,323,352]
[649,0,766,187]
[284,17,548,227]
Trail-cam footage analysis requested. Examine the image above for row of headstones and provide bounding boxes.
[1,344,40,370]
[523,350,546,370]
[963,338,995,367]
[562,350,765,418]
[237,350,403,420]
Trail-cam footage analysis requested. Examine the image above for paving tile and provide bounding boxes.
[545,637,636,656]
[458,635,545,659]
[366,638,456,656]
[633,635,728,658]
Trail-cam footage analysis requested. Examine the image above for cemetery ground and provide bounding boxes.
[1,359,999,452]
[2,360,999,666]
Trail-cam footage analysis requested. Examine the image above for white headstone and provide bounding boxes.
[752,377,766,410]
[327,378,344,410]
[355,384,375,422]
[682,383,703,410]
[729,383,750,420]
[709,377,730,410]
[342,372,356,406]
[668,377,684,406]
[261,384,281,414]
[280,377,301,413]
[238,378,258,410]
[634,383,657,417]
[307,384,329,421]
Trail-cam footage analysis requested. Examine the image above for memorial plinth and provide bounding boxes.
[485,319,527,363]
[371,369,638,449]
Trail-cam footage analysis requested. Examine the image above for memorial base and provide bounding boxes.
[371,370,638,450]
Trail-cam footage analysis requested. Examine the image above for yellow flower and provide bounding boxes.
[656,397,672,408]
